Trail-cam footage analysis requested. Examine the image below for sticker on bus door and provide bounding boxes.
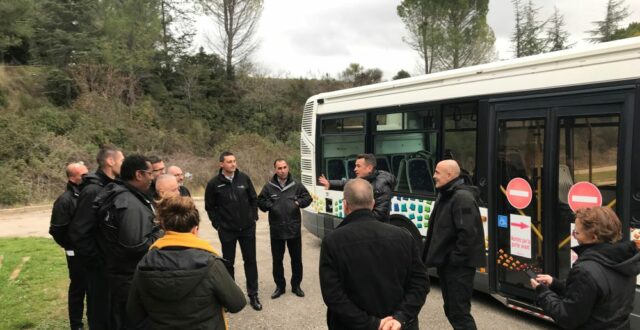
[510,214,532,259]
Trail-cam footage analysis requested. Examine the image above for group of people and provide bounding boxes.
[49,146,312,329]
[48,146,640,330]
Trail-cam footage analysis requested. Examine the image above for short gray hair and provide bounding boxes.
[344,178,374,211]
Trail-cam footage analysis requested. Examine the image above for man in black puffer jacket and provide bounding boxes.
[95,154,163,329]
[318,153,396,222]
[423,159,485,330]
[204,151,262,311]
[258,159,313,300]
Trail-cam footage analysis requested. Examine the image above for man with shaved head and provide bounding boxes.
[167,165,191,197]
[155,174,181,200]
[50,162,89,330]
[320,178,429,330]
[423,159,485,329]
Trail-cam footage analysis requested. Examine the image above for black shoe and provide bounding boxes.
[292,286,305,297]
[271,287,285,299]
[249,295,262,311]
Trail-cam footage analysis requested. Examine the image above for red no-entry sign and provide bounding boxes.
[568,182,602,212]
[506,178,532,210]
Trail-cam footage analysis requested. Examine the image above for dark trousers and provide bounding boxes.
[437,264,477,330]
[271,236,302,289]
[82,260,110,330]
[66,254,87,329]
[219,226,259,296]
[107,273,146,330]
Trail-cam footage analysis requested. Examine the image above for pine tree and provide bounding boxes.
[588,0,630,43]
[546,6,572,52]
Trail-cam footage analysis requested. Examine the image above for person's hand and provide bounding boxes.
[318,174,330,190]
[379,316,402,330]
[632,229,640,250]
[530,278,539,289]
[535,274,553,286]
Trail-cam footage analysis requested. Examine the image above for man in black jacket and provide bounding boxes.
[258,159,313,299]
[95,154,162,329]
[68,144,124,330]
[423,160,485,330]
[167,165,191,197]
[320,178,429,330]
[318,153,395,222]
[49,162,89,330]
[204,151,262,310]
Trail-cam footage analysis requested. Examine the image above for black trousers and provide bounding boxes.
[271,236,302,289]
[81,259,110,330]
[107,273,146,330]
[219,226,259,296]
[437,264,477,330]
[66,254,87,329]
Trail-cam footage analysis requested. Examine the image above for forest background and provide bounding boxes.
[0,0,638,207]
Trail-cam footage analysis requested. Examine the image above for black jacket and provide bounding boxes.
[94,181,162,276]
[422,178,485,268]
[319,209,429,330]
[127,246,246,329]
[257,173,313,239]
[49,182,81,250]
[179,185,191,197]
[328,170,396,222]
[68,170,115,261]
[204,169,258,231]
[535,241,640,330]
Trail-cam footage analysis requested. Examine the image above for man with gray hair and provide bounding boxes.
[423,159,485,329]
[167,165,191,197]
[320,178,429,330]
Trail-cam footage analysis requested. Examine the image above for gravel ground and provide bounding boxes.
[0,198,557,329]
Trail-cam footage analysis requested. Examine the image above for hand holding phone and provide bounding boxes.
[525,269,537,279]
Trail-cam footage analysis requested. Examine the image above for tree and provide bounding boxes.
[339,63,382,87]
[398,0,443,74]
[546,6,572,52]
[199,0,263,80]
[393,70,411,80]
[511,0,547,57]
[0,0,34,64]
[398,0,494,73]
[158,0,196,71]
[609,22,640,40]
[588,0,630,43]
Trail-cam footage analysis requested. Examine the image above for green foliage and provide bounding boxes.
[0,238,69,328]
[546,6,572,52]
[339,63,383,87]
[44,68,78,107]
[393,70,411,80]
[511,0,547,57]
[0,0,34,64]
[588,0,630,43]
[609,22,640,40]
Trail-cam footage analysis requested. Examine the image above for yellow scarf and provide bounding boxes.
[150,231,220,256]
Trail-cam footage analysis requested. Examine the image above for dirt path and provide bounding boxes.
[0,205,52,238]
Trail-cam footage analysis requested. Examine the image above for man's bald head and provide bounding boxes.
[66,162,88,185]
[343,178,375,214]
[433,160,461,189]
[167,165,185,185]
[155,174,180,199]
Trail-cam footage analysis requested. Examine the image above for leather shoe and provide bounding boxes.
[271,287,285,299]
[292,286,305,297]
[249,295,262,311]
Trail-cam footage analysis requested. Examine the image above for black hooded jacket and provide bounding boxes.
[535,241,640,329]
[422,178,486,268]
[127,247,246,329]
[68,170,115,262]
[204,169,258,231]
[257,173,313,239]
[328,170,396,222]
[94,180,162,276]
[49,182,81,250]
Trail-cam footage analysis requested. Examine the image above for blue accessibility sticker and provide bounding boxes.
[498,215,508,228]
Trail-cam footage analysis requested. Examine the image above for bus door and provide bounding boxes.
[491,94,626,309]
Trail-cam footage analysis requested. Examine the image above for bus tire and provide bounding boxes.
[389,215,424,249]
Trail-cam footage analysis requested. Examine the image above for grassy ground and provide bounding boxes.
[0,238,69,329]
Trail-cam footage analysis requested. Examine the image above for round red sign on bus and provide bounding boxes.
[506,178,533,210]
[567,181,602,212]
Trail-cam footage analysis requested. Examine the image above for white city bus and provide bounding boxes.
[299,37,640,324]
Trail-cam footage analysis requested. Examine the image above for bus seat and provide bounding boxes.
[558,164,573,204]
[395,159,410,192]
[376,156,391,173]
[347,158,356,179]
[327,159,347,180]
[391,154,406,177]
[408,158,435,194]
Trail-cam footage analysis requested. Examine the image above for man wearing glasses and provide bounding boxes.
[167,165,191,197]
[147,156,166,200]
[95,154,163,329]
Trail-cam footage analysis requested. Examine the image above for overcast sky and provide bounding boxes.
[196,0,640,79]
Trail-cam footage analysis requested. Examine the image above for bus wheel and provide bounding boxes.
[389,215,423,248]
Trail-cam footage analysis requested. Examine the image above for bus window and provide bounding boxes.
[374,109,438,194]
[443,103,477,185]
[556,115,619,280]
[321,116,365,180]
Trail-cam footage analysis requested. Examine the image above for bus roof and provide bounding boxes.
[312,37,640,114]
